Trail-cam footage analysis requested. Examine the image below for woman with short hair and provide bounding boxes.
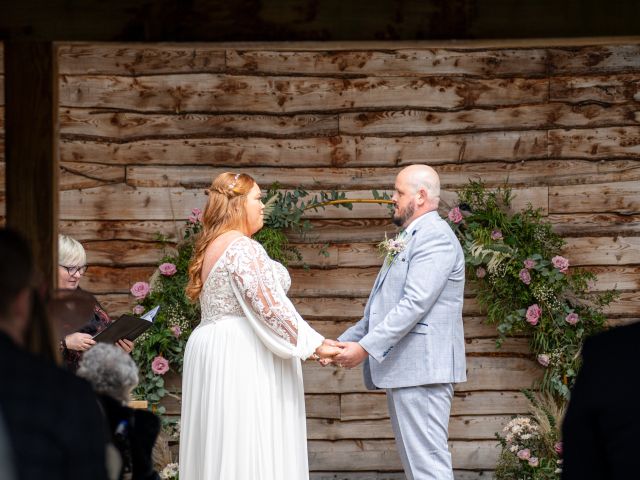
[58,234,133,372]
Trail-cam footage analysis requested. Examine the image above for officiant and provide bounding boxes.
[58,235,134,372]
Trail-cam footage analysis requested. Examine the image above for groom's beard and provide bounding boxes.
[392,201,416,227]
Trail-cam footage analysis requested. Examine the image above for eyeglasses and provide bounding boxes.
[59,265,88,276]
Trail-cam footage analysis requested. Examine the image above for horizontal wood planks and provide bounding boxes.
[2,40,639,477]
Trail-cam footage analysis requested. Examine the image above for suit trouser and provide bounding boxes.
[386,383,454,480]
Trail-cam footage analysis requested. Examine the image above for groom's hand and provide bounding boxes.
[334,342,368,369]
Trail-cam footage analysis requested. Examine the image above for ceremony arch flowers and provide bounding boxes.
[447,180,617,479]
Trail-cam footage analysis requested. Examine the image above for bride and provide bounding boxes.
[179,172,340,480]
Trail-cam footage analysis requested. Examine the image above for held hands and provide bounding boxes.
[314,339,368,369]
[314,339,343,364]
[333,341,368,369]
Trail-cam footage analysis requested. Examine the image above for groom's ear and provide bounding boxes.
[416,186,428,206]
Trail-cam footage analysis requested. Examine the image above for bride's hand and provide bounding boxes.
[314,339,343,365]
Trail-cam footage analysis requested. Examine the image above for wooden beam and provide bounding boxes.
[4,41,59,288]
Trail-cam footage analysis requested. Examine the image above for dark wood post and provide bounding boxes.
[4,41,59,288]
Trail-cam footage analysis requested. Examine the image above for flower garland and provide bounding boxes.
[447,180,617,400]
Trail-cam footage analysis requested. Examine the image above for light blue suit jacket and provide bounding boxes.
[339,211,467,389]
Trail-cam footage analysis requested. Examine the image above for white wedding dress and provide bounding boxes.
[179,235,324,480]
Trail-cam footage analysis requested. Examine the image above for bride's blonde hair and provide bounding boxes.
[186,172,255,301]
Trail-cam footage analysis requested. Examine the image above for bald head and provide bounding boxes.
[398,165,440,207]
[391,165,441,227]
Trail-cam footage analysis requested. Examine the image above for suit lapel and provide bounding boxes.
[371,213,431,296]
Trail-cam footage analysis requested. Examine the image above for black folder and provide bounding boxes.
[93,306,159,343]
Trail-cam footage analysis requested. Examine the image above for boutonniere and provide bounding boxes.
[378,232,407,265]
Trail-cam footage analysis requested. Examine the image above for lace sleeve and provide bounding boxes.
[225,237,323,359]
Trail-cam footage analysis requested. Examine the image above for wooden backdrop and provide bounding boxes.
[1,39,639,478]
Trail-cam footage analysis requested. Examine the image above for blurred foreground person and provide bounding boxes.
[78,343,160,480]
[0,228,108,480]
[562,321,640,480]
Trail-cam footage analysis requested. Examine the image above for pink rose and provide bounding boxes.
[552,255,569,274]
[476,267,486,279]
[447,207,463,224]
[188,207,202,224]
[537,354,550,367]
[528,456,539,467]
[523,258,536,269]
[133,305,145,316]
[159,262,177,276]
[130,281,150,300]
[519,268,531,285]
[170,325,181,338]
[151,355,170,375]
[565,312,579,325]
[517,448,531,460]
[554,442,563,455]
[491,229,503,240]
[526,304,541,326]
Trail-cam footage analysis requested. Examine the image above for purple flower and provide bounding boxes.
[170,325,181,338]
[517,448,531,460]
[537,354,550,367]
[476,267,486,279]
[159,262,177,276]
[130,281,150,300]
[565,312,579,325]
[554,442,563,456]
[552,255,570,274]
[188,207,202,224]
[523,258,536,269]
[447,207,463,224]
[151,355,170,375]
[528,456,539,467]
[519,268,531,285]
[133,305,145,316]
[526,304,541,326]
[491,229,503,240]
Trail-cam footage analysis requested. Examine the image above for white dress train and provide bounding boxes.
[179,236,324,480]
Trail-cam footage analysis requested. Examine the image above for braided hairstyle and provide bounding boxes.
[186,172,255,301]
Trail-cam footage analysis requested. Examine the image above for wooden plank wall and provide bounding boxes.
[1,40,640,478]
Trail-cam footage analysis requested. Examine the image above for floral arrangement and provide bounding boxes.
[495,391,564,479]
[130,216,202,414]
[447,180,617,400]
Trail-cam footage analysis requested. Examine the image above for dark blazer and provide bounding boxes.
[0,332,108,480]
[99,394,160,480]
[562,321,640,480]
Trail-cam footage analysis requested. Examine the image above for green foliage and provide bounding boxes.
[449,180,618,401]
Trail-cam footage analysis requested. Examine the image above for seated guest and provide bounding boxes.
[562,321,640,480]
[78,343,160,480]
[0,228,108,480]
[58,234,133,371]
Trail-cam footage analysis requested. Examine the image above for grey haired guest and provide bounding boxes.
[78,344,160,480]
[77,343,140,403]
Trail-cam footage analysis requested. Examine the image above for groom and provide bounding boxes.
[334,164,466,480]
